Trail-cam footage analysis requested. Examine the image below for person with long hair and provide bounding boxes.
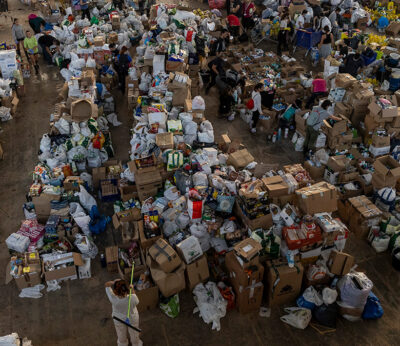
[319,25,334,59]
[277,13,289,56]
[250,83,264,133]
[105,279,142,346]
[12,18,25,57]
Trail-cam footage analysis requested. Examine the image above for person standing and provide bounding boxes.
[105,279,142,346]
[24,30,39,74]
[319,26,333,59]
[277,13,289,56]
[242,0,255,31]
[304,100,339,153]
[329,7,341,40]
[250,83,264,133]
[12,19,25,57]
[116,46,132,93]
[231,0,243,18]
[80,0,91,20]
[113,0,123,10]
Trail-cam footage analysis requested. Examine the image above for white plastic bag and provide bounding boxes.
[193,282,227,331]
[74,234,98,259]
[40,134,51,153]
[19,284,45,298]
[280,307,312,329]
[77,185,97,212]
[322,287,338,305]
[106,113,122,126]
[70,202,91,236]
[192,96,206,110]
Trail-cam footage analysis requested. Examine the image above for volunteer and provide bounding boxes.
[24,30,39,74]
[341,52,364,77]
[113,0,124,10]
[105,279,142,346]
[329,7,341,39]
[318,26,334,59]
[219,86,235,119]
[205,55,226,94]
[226,13,241,38]
[250,83,264,133]
[242,0,256,31]
[116,46,133,93]
[231,0,243,18]
[38,33,57,65]
[277,13,289,56]
[28,14,46,34]
[80,0,91,20]
[305,75,327,109]
[295,10,307,30]
[12,19,25,57]
[304,100,339,153]
[209,29,230,56]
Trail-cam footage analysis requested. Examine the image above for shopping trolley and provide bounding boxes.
[293,28,322,56]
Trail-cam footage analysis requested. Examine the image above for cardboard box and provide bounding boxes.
[156,132,174,150]
[41,252,83,282]
[372,133,390,148]
[262,176,289,197]
[119,185,138,202]
[32,193,61,221]
[166,60,184,72]
[322,116,348,136]
[327,155,350,172]
[234,201,273,231]
[149,238,182,274]
[225,251,264,287]
[368,97,398,119]
[138,220,163,250]
[70,99,98,122]
[296,182,337,215]
[328,250,355,276]
[14,272,41,290]
[227,149,254,170]
[373,155,400,186]
[335,73,357,88]
[176,236,203,265]
[235,282,264,314]
[63,176,83,191]
[233,239,262,265]
[346,195,382,238]
[94,36,105,47]
[265,259,304,306]
[112,208,142,230]
[304,161,325,180]
[118,245,146,281]
[128,154,157,174]
[335,102,353,118]
[105,246,118,272]
[185,255,209,291]
[136,285,159,313]
[147,256,186,298]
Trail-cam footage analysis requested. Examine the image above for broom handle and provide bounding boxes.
[126,263,135,320]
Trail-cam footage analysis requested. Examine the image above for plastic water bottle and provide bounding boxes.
[277,128,282,140]
[284,128,289,139]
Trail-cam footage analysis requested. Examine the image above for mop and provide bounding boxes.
[112,264,142,333]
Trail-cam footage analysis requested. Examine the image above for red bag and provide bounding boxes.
[208,0,226,10]
[246,98,254,110]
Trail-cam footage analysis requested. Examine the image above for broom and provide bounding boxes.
[112,263,142,333]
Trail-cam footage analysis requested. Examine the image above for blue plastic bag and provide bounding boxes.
[89,205,110,235]
[362,292,384,319]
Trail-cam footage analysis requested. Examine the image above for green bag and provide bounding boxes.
[160,294,180,318]
[90,16,99,25]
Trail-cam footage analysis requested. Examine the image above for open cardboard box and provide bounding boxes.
[41,252,83,282]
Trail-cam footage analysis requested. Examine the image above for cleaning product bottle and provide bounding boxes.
[272,132,277,143]
[284,128,289,138]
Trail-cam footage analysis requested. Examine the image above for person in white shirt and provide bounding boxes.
[329,7,341,39]
[105,279,142,346]
[295,10,307,29]
[250,83,264,133]
[321,15,332,31]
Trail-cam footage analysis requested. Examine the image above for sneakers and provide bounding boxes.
[251,128,256,133]
[228,113,235,121]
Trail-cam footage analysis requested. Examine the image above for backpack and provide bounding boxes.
[306,108,321,127]
[246,99,254,110]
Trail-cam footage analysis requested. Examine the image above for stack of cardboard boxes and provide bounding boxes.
[225,239,264,314]
[128,154,162,202]
[167,72,192,107]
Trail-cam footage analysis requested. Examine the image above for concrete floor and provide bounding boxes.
[1,1,400,345]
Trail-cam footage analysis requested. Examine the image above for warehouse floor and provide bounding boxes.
[1,1,400,345]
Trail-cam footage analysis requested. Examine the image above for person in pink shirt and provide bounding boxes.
[306,76,328,109]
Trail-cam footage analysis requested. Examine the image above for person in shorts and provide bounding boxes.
[24,30,39,74]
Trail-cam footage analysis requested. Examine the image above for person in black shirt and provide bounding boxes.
[219,86,235,118]
[231,0,243,18]
[342,53,364,77]
[38,34,56,64]
[210,29,230,57]
[206,56,226,94]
